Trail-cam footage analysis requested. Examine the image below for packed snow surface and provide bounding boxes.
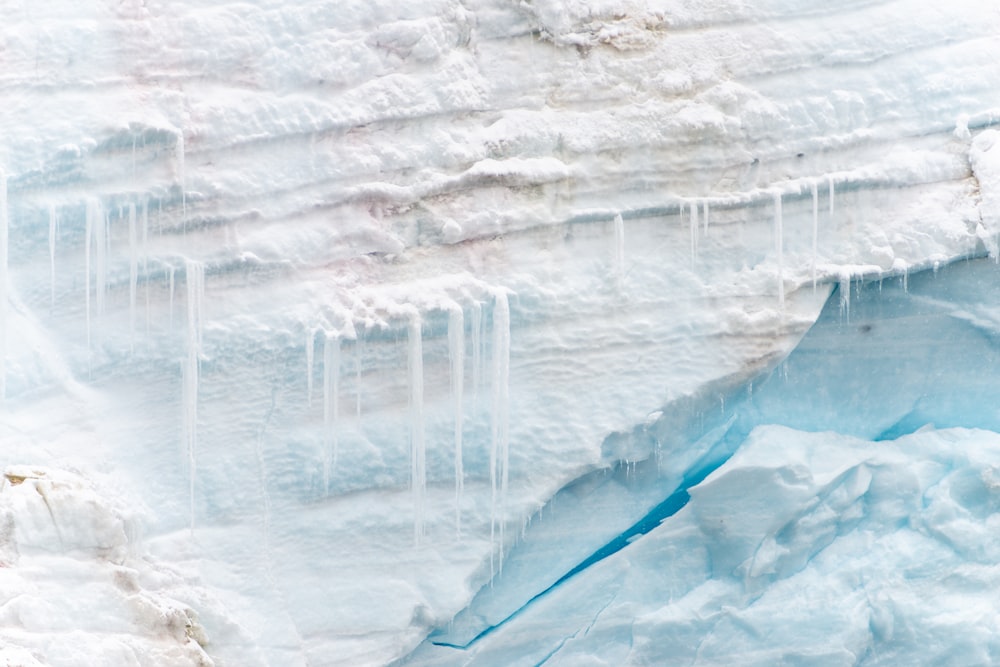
[0,0,999,664]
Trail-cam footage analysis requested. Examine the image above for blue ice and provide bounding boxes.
[410,257,1000,666]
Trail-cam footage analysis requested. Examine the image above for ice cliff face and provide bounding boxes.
[1,0,1000,665]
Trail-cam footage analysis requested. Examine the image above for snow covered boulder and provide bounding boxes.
[0,467,214,666]
[1,467,132,562]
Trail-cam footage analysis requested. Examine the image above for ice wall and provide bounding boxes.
[0,0,999,664]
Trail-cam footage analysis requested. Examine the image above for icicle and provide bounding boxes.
[810,180,819,291]
[448,307,465,537]
[408,316,425,545]
[0,171,7,400]
[471,301,482,403]
[105,213,111,291]
[254,385,274,568]
[490,292,510,574]
[48,205,57,308]
[689,201,698,264]
[183,259,204,533]
[355,337,363,419]
[305,328,315,406]
[168,266,175,330]
[183,351,195,532]
[142,198,150,334]
[840,273,851,322]
[85,199,99,351]
[176,132,187,225]
[702,199,709,236]
[828,175,835,217]
[95,208,107,316]
[613,213,625,292]
[128,203,137,352]
[322,334,340,493]
[186,261,205,369]
[774,191,784,309]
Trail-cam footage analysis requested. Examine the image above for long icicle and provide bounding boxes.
[168,265,175,330]
[613,213,625,292]
[305,328,314,407]
[177,131,187,228]
[471,302,482,405]
[184,260,204,533]
[85,199,98,353]
[829,175,835,218]
[48,204,57,309]
[811,180,819,291]
[128,203,138,353]
[142,198,150,335]
[448,307,465,537]
[322,333,340,493]
[840,272,851,322]
[491,292,510,574]
[688,201,698,265]
[409,315,425,545]
[355,336,363,419]
[774,191,784,309]
[95,206,107,316]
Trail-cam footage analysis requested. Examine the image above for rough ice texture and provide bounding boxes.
[0,0,999,664]
[444,426,1000,666]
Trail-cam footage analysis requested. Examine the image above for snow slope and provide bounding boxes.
[0,0,999,664]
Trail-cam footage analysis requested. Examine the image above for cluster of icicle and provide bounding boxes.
[7,122,863,565]
[304,292,511,569]
[46,132,204,527]
[3,132,185,404]
[1,152,843,558]
[80,198,158,354]
[680,175,838,309]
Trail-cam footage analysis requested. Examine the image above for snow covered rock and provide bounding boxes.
[2,467,130,561]
[0,467,213,667]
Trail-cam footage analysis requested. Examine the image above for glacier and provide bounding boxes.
[0,0,1000,665]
